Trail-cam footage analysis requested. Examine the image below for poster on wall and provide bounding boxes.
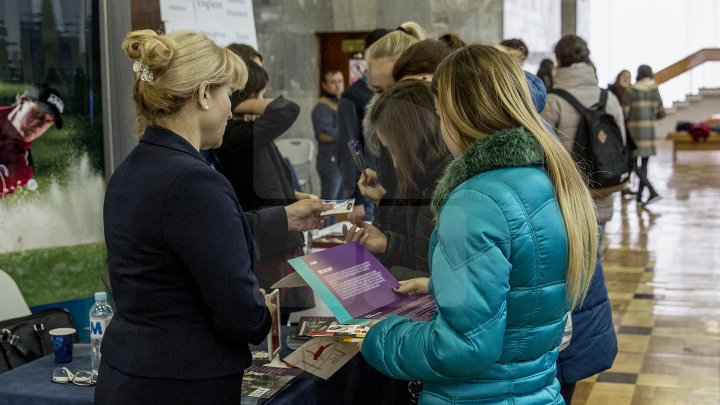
[348,57,366,85]
[0,0,106,310]
[160,0,258,49]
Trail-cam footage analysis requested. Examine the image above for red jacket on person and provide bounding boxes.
[0,106,35,199]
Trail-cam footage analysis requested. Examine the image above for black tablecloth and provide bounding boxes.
[0,327,408,405]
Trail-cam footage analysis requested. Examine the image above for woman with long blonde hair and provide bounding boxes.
[360,44,597,404]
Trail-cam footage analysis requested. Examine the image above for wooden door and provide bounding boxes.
[316,32,369,96]
[131,0,163,31]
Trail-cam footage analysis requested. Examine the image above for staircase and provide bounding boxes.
[656,87,720,137]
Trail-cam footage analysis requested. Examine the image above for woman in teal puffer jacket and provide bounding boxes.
[360,45,599,404]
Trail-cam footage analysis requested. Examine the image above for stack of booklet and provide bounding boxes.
[240,365,302,404]
[286,316,336,350]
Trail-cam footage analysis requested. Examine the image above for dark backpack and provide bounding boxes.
[550,88,632,197]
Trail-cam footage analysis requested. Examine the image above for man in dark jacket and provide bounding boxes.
[312,69,345,201]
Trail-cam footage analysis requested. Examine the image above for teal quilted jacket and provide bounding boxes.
[361,128,569,404]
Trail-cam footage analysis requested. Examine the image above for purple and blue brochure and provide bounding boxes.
[286,242,436,324]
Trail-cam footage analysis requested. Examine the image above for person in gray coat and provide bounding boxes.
[541,34,619,405]
[623,65,665,205]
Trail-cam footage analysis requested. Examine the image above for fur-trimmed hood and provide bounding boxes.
[631,77,658,91]
[432,127,544,216]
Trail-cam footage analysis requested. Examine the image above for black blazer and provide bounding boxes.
[102,126,271,379]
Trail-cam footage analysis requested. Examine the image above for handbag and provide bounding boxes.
[0,308,76,374]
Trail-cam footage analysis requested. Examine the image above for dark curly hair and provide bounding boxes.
[499,38,528,61]
[554,34,591,67]
[230,57,268,108]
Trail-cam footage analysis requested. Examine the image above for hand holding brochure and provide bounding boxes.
[287,242,436,323]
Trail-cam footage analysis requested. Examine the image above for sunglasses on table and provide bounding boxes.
[51,367,95,386]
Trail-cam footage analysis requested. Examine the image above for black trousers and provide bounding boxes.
[635,156,658,200]
[95,361,244,405]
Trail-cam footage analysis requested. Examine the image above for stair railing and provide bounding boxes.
[654,48,720,85]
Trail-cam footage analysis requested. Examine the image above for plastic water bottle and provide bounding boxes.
[89,292,113,378]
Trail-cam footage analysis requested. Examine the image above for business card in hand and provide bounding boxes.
[320,199,355,216]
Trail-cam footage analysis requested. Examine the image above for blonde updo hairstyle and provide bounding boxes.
[365,21,425,64]
[432,44,598,310]
[363,22,424,149]
[122,30,248,137]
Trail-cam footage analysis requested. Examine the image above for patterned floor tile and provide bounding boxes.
[570,140,720,404]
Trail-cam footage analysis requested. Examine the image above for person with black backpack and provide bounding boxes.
[541,34,620,405]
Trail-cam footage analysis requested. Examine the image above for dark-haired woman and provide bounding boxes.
[212,57,315,321]
[608,69,631,103]
[344,80,450,281]
[537,58,555,91]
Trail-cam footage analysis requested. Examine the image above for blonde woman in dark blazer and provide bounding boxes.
[99,30,324,404]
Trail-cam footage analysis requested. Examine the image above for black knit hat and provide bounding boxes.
[637,65,654,81]
[23,84,64,129]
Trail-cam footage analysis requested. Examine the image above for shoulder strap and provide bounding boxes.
[596,89,608,109]
[549,89,587,114]
[551,88,609,112]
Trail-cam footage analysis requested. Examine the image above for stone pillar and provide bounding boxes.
[561,0,591,38]
[99,0,136,173]
[561,0,577,35]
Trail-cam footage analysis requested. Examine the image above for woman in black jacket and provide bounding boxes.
[99,30,272,404]
[100,30,328,405]
[212,58,314,320]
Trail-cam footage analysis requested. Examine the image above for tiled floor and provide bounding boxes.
[571,141,720,404]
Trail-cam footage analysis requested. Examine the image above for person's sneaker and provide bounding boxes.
[644,194,662,206]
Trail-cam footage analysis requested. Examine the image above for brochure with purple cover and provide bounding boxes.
[287,242,436,323]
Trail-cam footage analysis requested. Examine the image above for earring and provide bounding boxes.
[202,105,209,110]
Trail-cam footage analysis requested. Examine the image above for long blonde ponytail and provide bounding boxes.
[433,45,597,309]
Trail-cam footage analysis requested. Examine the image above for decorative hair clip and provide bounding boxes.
[132,61,154,84]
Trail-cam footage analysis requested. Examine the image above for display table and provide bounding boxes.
[0,327,408,404]
[0,344,94,405]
